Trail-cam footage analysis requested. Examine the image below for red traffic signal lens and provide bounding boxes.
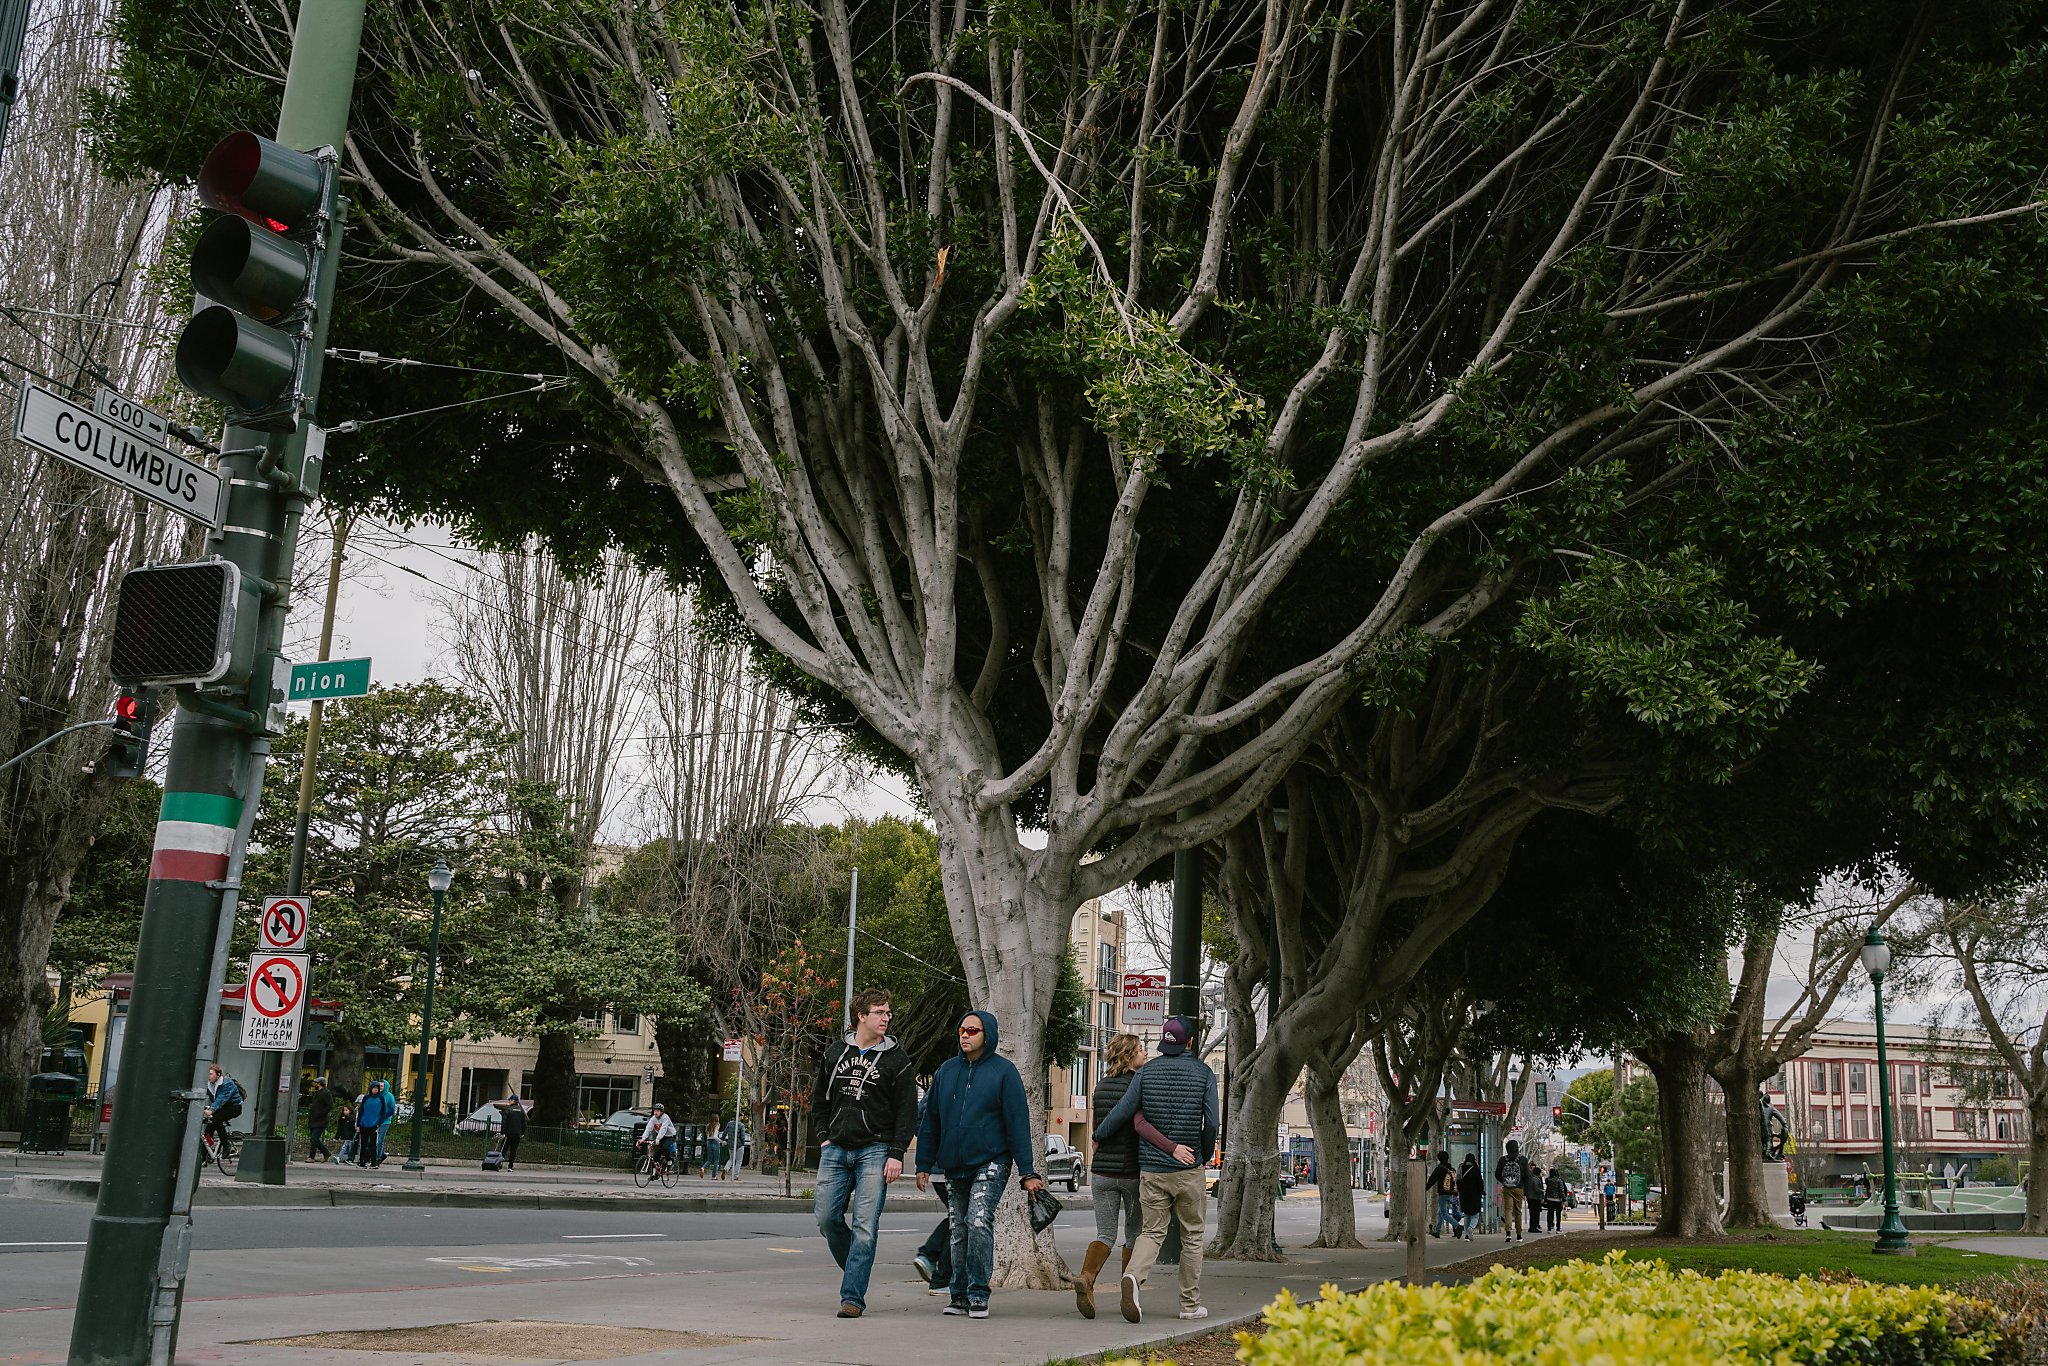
[115,693,142,723]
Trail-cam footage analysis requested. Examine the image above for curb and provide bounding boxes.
[7,1172,814,1213]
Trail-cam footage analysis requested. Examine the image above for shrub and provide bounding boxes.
[1975,1157,2019,1186]
[1229,1254,2010,1365]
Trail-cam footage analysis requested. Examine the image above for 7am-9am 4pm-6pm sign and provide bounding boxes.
[288,657,371,702]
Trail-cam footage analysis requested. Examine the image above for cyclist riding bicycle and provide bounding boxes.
[204,1064,244,1151]
[639,1103,679,1170]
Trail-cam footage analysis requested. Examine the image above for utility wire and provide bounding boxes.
[855,923,967,984]
[325,378,572,433]
[326,348,572,381]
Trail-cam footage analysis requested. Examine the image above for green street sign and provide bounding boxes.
[1627,1172,1649,1200]
[288,657,371,702]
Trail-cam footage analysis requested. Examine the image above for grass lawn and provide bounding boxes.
[1506,1228,2029,1287]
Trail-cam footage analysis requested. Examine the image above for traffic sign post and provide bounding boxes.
[1121,972,1167,1030]
[239,953,309,1051]
[287,656,370,701]
[14,382,222,526]
[257,895,311,952]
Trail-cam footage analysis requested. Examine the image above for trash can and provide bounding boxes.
[21,1072,82,1153]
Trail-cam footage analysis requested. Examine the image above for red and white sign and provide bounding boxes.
[1121,972,1167,1029]
[258,895,311,951]
[722,1039,742,1062]
[239,952,310,1051]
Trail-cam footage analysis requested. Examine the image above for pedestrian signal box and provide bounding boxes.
[108,560,242,687]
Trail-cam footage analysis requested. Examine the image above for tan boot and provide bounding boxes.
[1073,1241,1111,1319]
[1121,1245,1132,1272]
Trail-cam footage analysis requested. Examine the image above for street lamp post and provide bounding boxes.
[1860,926,1915,1256]
[402,860,455,1174]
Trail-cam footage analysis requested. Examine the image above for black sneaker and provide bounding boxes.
[942,1301,969,1316]
[968,1304,989,1319]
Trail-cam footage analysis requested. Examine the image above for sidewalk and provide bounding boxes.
[4,1149,888,1212]
[0,1187,1503,1366]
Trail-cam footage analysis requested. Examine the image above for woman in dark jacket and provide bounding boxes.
[1073,1033,1145,1318]
[1544,1170,1568,1230]
[1456,1154,1485,1241]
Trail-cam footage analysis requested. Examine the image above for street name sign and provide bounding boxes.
[13,382,221,526]
[288,657,371,702]
[239,952,310,1051]
[1121,971,1167,1029]
[93,385,171,445]
[258,895,311,952]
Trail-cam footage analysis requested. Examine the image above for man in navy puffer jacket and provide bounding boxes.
[914,1009,1044,1318]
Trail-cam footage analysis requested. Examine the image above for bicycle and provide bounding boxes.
[200,1123,241,1175]
[632,1141,680,1189]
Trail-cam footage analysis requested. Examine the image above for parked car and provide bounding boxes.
[1042,1135,1084,1191]
[453,1099,534,1134]
[597,1107,654,1141]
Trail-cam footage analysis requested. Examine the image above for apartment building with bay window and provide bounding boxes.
[1763,1019,2030,1182]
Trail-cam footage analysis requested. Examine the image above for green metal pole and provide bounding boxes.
[1871,973,1916,1256]
[68,5,365,1359]
[402,885,447,1172]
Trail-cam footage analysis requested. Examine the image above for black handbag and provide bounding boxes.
[1027,1184,1063,1233]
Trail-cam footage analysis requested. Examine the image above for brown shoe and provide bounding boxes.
[1073,1240,1111,1319]
[837,1302,862,1318]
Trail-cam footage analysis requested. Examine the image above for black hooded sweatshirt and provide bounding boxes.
[810,1030,920,1159]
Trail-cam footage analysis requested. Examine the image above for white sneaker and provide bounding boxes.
[1178,1306,1209,1321]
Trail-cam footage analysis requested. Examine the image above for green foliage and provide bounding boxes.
[47,779,159,992]
[1560,1070,1664,1181]
[1230,1254,2011,1364]
[1974,1156,2018,1186]
[1528,1232,2030,1290]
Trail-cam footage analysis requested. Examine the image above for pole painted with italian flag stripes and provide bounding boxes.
[68,4,366,1361]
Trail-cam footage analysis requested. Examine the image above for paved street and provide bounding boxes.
[0,1181,1495,1365]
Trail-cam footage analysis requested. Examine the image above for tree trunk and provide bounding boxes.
[1304,1055,1361,1248]
[0,865,65,1107]
[1381,1108,1433,1243]
[1716,1057,1775,1228]
[1639,1031,1725,1238]
[1210,1054,1286,1261]
[327,1028,366,1099]
[927,793,1073,1288]
[652,1013,719,1119]
[2027,1102,2048,1235]
[531,1029,579,1127]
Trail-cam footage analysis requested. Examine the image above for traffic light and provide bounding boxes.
[174,131,335,430]
[108,560,245,687]
[1553,1106,1562,1122]
[102,689,160,779]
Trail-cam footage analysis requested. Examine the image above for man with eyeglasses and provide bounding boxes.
[811,989,919,1319]
[915,1009,1043,1319]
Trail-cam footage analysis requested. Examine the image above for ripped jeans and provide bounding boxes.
[945,1158,1012,1307]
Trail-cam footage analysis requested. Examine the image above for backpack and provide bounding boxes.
[1439,1168,1456,1195]
[1498,1154,1524,1187]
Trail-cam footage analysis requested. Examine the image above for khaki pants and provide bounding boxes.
[1501,1186,1525,1237]
[1123,1166,1206,1311]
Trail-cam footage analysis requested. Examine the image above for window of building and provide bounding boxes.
[1852,1108,1869,1140]
[1811,1061,1828,1092]
[577,1074,639,1121]
[519,1071,535,1100]
[1829,1062,1843,1095]
[1828,1108,1843,1139]
[1848,1063,1866,1095]
[1995,1071,2015,1099]
[613,1011,640,1034]
[1923,1108,1933,1137]
[1896,1063,1916,1096]
[1073,1053,1090,1102]
[1899,1107,1918,1140]
[1098,1000,1115,1035]
[1997,1111,2015,1141]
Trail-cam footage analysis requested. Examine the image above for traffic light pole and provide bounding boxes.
[69,5,365,1361]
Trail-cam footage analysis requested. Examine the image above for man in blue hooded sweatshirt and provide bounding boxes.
[915,1009,1043,1319]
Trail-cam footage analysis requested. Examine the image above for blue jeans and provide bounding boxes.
[815,1142,890,1308]
[946,1159,1011,1307]
[1434,1192,1462,1235]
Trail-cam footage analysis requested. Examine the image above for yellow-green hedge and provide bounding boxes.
[1225,1254,2005,1365]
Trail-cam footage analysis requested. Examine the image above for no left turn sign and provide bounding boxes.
[240,952,310,1051]
[258,895,311,951]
